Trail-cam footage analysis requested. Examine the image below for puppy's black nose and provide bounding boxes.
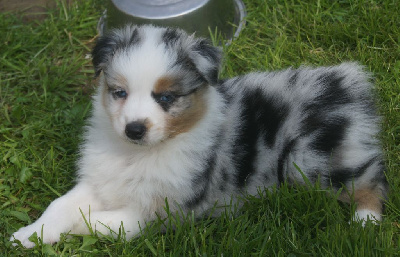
[125,122,147,140]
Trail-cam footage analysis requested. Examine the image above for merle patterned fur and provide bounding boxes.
[180,64,388,214]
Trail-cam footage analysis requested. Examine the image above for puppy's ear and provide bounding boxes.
[189,39,222,86]
[92,35,117,77]
[92,27,140,77]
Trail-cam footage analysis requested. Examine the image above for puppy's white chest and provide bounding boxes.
[84,149,195,210]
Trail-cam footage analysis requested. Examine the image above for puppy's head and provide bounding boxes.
[92,25,222,145]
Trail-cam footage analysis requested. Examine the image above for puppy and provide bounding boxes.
[11,25,388,248]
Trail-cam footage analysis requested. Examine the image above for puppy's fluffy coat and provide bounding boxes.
[12,25,388,248]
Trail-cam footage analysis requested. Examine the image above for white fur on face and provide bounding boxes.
[101,33,176,145]
[98,26,213,146]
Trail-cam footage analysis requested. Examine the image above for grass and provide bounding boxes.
[1,0,399,255]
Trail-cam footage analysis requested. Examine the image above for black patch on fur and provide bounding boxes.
[219,168,229,191]
[192,39,220,66]
[92,36,116,77]
[113,28,140,52]
[128,28,140,46]
[185,132,224,209]
[242,87,289,148]
[309,116,350,154]
[277,139,297,184]
[232,93,259,188]
[261,97,290,148]
[301,72,351,130]
[329,156,382,189]
[208,67,219,85]
[309,72,351,110]
[233,88,289,188]
[300,72,353,147]
[185,154,216,209]
[92,27,140,77]
[301,114,322,136]
[162,28,181,47]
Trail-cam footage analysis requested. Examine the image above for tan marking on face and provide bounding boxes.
[144,118,153,131]
[165,86,208,138]
[338,188,383,214]
[154,76,175,94]
[114,73,128,89]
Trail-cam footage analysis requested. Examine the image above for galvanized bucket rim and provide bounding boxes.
[97,0,246,44]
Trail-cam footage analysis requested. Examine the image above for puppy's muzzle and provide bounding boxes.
[125,121,147,141]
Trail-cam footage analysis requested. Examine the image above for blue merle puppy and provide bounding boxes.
[11,25,387,248]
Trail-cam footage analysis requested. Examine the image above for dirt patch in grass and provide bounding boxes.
[0,0,77,22]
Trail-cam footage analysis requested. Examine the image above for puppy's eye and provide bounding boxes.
[152,92,177,111]
[159,94,175,103]
[153,92,176,104]
[112,89,128,99]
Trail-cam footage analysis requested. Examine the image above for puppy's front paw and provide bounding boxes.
[10,225,40,248]
[10,224,61,248]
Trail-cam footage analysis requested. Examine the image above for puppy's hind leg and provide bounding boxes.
[339,185,386,224]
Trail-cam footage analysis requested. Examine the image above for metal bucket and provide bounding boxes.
[98,0,246,43]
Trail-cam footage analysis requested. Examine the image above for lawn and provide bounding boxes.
[1,0,400,256]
